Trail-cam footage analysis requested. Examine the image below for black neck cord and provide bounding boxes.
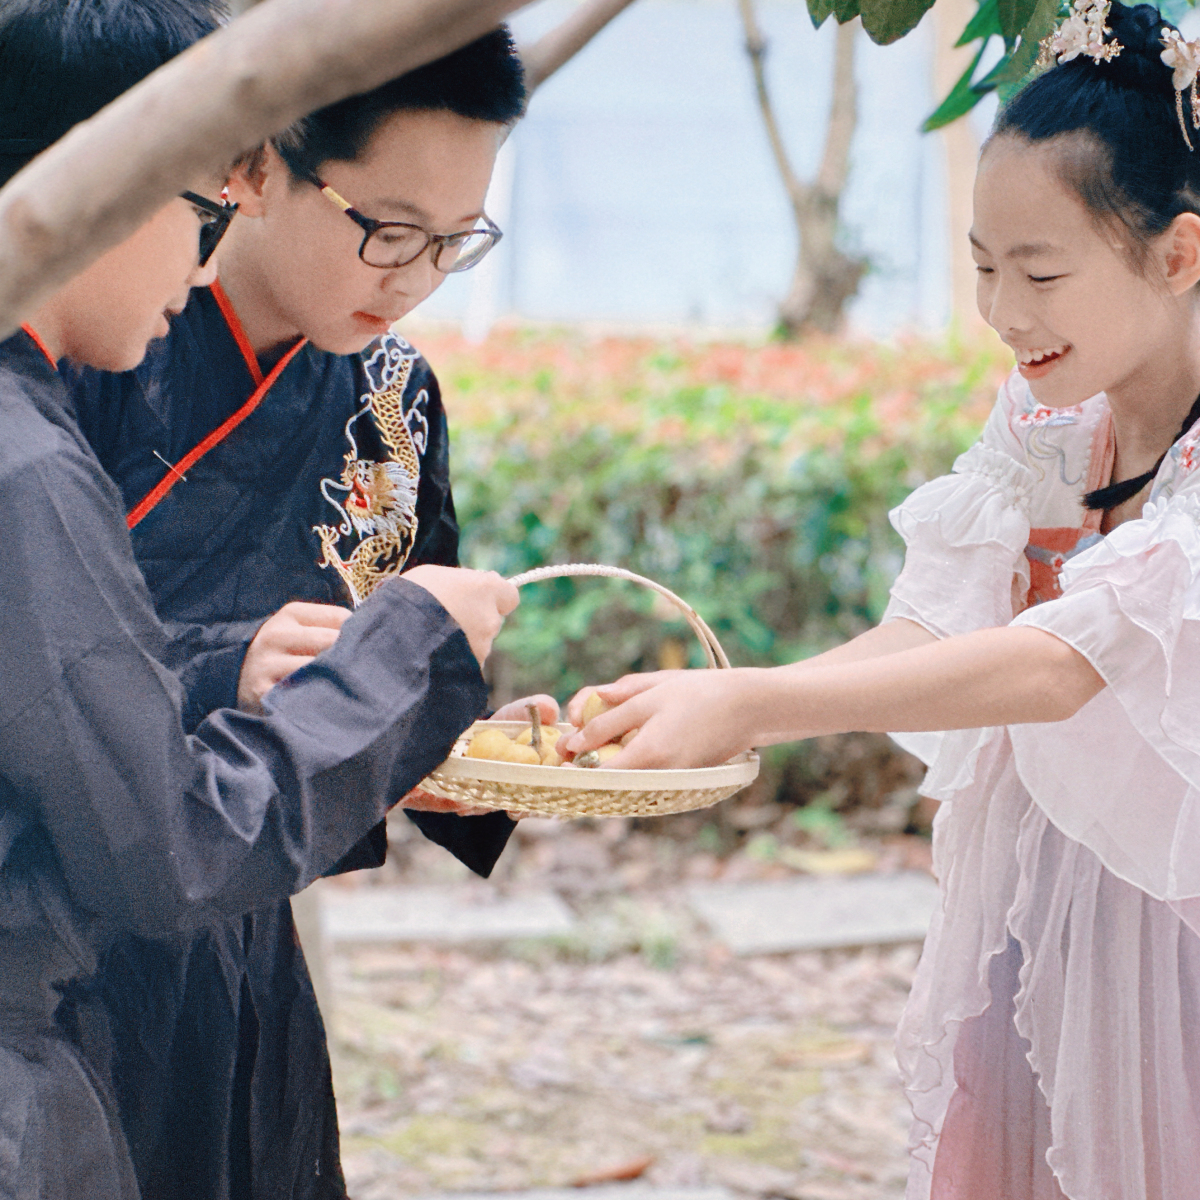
[1083,391,1200,511]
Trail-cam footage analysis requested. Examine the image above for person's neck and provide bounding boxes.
[214,231,303,361]
[22,302,65,363]
[1105,336,1200,481]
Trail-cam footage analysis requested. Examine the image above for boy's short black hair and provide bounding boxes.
[271,27,526,180]
[0,0,225,187]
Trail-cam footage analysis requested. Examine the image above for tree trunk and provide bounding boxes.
[522,0,640,93]
[739,1,865,337]
[933,0,984,331]
[0,0,529,340]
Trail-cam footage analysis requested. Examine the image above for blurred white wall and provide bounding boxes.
[420,0,953,337]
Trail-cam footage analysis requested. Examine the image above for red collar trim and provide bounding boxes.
[126,333,306,530]
[210,279,268,386]
[20,324,58,371]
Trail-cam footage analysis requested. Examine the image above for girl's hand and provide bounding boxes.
[565,672,678,727]
[561,670,760,769]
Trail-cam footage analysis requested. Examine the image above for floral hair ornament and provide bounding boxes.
[1161,28,1200,151]
[1047,0,1123,65]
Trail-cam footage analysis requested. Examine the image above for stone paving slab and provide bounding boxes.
[686,871,939,955]
[321,885,576,944]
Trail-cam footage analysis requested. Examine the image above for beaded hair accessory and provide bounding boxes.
[1161,28,1200,150]
[1048,0,1123,65]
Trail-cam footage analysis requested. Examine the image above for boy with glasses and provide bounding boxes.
[0,2,519,1195]
[67,27,542,1200]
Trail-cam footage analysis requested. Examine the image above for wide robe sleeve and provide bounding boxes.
[159,618,263,733]
[1010,487,1200,902]
[881,393,1035,766]
[0,416,488,939]
[883,396,1035,640]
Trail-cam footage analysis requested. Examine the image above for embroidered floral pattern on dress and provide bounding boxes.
[1009,393,1091,489]
[1012,402,1082,429]
[1154,425,1200,503]
[314,332,426,606]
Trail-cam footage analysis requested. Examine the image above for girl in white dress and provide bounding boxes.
[565,4,1200,1195]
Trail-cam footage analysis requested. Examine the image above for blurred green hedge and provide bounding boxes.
[438,332,1005,712]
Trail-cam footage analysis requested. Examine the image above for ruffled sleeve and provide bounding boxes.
[883,394,1035,641]
[1010,491,1200,900]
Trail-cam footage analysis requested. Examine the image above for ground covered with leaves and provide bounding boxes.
[330,815,931,1200]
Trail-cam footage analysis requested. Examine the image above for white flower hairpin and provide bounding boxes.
[1162,27,1200,150]
[1050,0,1123,65]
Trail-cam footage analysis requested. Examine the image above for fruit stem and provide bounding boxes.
[527,703,543,753]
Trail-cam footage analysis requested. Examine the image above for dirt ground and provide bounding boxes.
[328,815,929,1200]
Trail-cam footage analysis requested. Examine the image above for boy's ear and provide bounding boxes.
[225,146,270,216]
[1163,212,1200,295]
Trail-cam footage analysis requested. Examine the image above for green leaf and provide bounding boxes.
[858,0,936,44]
[922,44,989,131]
[997,0,1039,39]
[807,0,860,26]
[955,0,1001,47]
[994,0,1062,91]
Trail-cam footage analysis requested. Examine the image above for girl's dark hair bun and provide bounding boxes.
[1102,2,1178,96]
[993,2,1200,266]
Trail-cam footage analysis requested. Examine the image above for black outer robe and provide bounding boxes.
[0,329,490,1198]
[66,287,513,1200]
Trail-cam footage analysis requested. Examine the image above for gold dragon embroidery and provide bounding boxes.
[314,335,426,606]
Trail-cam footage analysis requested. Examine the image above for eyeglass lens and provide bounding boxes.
[198,219,224,267]
[362,227,497,272]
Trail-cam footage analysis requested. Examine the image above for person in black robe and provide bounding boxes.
[64,28,536,1200]
[0,3,520,1196]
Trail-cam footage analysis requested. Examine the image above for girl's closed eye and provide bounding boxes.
[1029,273,1064,283]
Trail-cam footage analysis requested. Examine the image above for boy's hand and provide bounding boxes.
[238,601,351,711]
[400,787,493,817]
[404,566,519,666]
[491,694,560,724]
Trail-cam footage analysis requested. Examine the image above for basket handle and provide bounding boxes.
[506,563,731,670]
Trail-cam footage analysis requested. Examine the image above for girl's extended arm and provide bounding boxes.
[564,618,936,726]
[565,623,1104,769]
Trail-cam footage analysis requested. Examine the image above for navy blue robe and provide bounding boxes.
[67,286,512,1200]
[0,327,488,1197]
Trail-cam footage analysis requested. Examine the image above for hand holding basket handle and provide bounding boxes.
[405,565,519,664]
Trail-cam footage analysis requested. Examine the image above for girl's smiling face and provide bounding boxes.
[972,134,1180,408]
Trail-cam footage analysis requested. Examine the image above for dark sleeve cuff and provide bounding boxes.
[403,810,517,878]
[326,820,389,876]
[162,620,263,733]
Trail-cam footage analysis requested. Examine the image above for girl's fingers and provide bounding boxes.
[566,674,665,726]
[563,695,649,754]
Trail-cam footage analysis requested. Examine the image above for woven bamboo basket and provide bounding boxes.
[419,564,759,819]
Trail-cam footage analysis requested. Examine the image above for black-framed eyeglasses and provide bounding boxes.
[180,190,238,267]
[309,175,502,273]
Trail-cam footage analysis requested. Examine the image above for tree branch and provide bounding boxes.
[737,0,805,209]
[815,21,857,198]
[0,0,530,339]
[521,0,639,93]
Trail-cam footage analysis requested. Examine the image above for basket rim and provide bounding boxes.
[433,721,759,793]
